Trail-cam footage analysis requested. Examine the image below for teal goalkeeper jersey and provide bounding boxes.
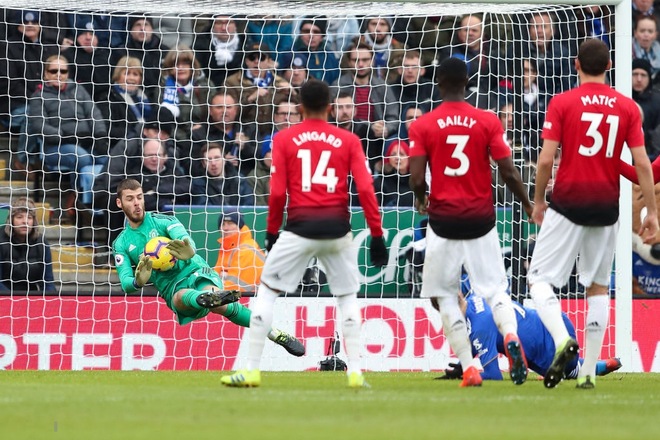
[113,212,212,300]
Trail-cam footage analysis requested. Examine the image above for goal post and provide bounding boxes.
[0,0,641,372]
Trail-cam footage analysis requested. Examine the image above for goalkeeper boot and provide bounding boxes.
[576,375,595,389]
[504,334,528,386]
[544,337,579,389]
[196,290,241,309]
[221,369,261,388]
[459,366,483,388]
[273,330,306,357]
[596,357,622,376]
[348,372,370,388]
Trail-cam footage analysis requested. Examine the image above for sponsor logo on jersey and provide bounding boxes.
[115,254,124,266]
[543,121,552,130]
[129,244,136,252]
[167,224,178,231]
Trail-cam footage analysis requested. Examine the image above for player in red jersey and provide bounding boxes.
[528,39,659,390]
[221,79,388,388]
[409,57,534,388]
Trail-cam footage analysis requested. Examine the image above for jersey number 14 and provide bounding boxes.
[297,149,338,193]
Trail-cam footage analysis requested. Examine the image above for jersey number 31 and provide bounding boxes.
[579,112,620,158]
[297,149,338,193]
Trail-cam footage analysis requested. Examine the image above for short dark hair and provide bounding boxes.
[117,178,142,199]
[436,57,468,87]
[300,79,330,112]
[577,39,610,76]
[200,142,224,159]
[335,91,353,102]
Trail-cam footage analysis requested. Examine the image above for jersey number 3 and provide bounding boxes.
[579,112,620,158]
[444,135,470,176]
[297,149,338,193]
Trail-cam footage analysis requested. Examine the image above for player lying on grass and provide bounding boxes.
[113,178,304,357]
[434,292,622,381]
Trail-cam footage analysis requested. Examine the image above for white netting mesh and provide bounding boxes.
[0,3,625,371]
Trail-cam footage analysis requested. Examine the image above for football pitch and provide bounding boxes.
[2,371,659,440]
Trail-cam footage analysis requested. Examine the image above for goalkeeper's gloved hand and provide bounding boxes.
[265,232,279,252]
[434,363,464,380]
[134,254,153,288]
[369,235,388,267]
[167,238,195,261]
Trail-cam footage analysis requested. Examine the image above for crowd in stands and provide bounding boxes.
[0,6,639,253]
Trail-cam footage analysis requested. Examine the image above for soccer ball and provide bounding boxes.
[143,237,177,271]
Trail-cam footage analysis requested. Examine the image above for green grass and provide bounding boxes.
[1,371,659,440]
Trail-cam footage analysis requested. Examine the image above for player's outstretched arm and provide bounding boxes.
[531,139,560,225]
[167,238,196,261]
[631,146,660,243]
[496,155,534,219]
[409,155,428,216]
[620,156,660,185]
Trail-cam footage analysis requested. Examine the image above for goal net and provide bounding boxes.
[0,1,638,372]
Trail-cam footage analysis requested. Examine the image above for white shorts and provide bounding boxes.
[527,209,618,288]
[260,231,360,296]
[420,227,508,300]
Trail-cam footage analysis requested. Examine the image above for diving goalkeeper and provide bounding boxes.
[113,178,304,356]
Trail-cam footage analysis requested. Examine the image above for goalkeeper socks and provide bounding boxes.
[489,292,518,336]
[580,294,609,378]
[530,282,570,348]
[437,296,474,368]
[246,283,279,371]
[336,294,362,375]
[181,290,206,310]
[221,302,252,327]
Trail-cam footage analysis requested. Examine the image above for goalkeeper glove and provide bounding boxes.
[434,363,464,380]
[167,238,195,261]
[265,232,279,252]
[369,235,388,267]
[134,254,153,288]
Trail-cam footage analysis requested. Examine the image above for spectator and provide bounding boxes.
[214,211,265,293]
[374,106,422,207]
[113,14,170,103]
[633,16,660,81]
[4,8,73,47]
[67,11,127,48]
[125,138,191,211]
[505,11,576,97]
[572,6,613,49]
[330,91,381,171]
[359,16,406,82]
[0,10,59,169]
[63,21,113,103]
[0,197,55,292]
[189,91,258,177]
[191,143,254,206]
[245,16,294,64]
[389,49,440,118]
[285,16,340,85]
[632,0,660,25]
[320,16,360,53]
[632,58,660,160]
[93,110,175,251]
[149,14,195,49]
[279,54,309,93]
[193,14,245,87]
[159,45,216,142]
[224,42,294,136]
[247,95,301,205]
[99,56,153,147]
[332,42,400,142]
[439,15,501,97]
[27,55,109,195]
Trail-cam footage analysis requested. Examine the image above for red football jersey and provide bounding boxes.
[542,82,645,226]
[268,118,383,239]
[409,101,511,239]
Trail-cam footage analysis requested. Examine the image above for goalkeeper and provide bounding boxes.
[436,292,621,381]
[113,178,305,357]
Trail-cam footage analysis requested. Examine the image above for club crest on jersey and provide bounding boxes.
[150,230,158,239]
[292,131,343,148]
[437,115,477,129]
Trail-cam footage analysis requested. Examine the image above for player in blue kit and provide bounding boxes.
[435,293,622,381]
